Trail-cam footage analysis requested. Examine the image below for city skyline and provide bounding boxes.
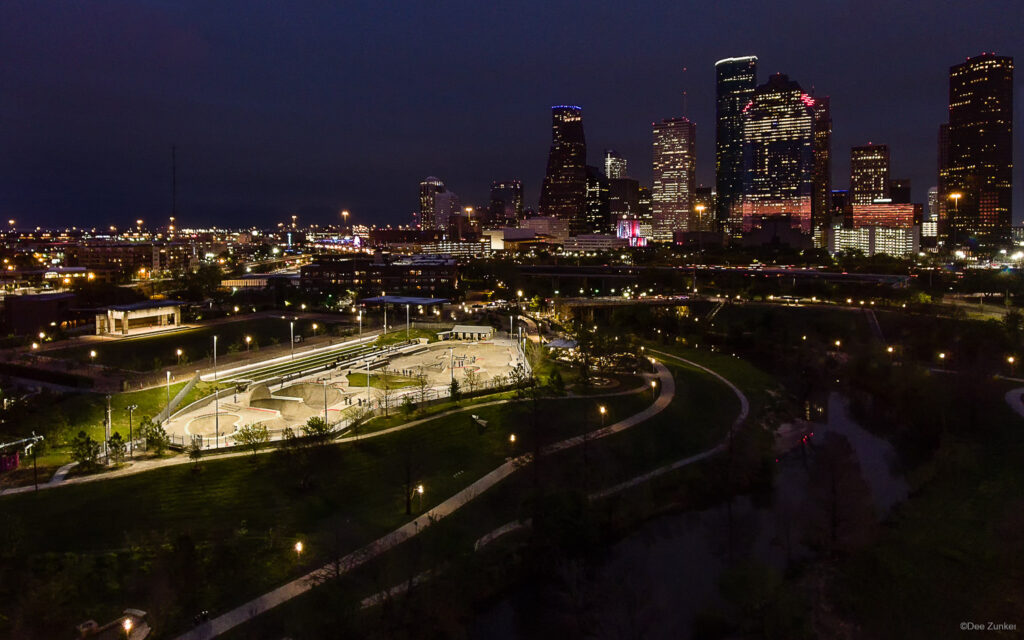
[0,1,1020,228]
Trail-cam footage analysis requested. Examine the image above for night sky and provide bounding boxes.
[1,0,1021,229]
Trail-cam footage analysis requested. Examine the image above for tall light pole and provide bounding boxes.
[213,335,219,450]
[127,404,137,458]
[949,192,962,248]
[289,319,295,360]
[165,370,171,408]
[382,294,388,335]
[406,304,410,341]
[341,209,350,231]
[358,309,362,337]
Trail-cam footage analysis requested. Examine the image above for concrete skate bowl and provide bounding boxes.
[187,413,240,437]
[248,383,272,401]
[248,396,316,422]
[278,382,343,409]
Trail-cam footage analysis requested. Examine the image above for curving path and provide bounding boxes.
[589,349,749,499]
[1005,387,1024,418]
[174,362,675,640]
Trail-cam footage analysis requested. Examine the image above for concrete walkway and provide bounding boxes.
[1004,387,1024,418]
[590,349,749,499]
[174,362,675,640]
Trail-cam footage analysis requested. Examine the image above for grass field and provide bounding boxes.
[48,317,347,371]
[0,389,650,637]
[217,358,750,639]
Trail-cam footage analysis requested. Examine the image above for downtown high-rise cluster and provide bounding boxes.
[416,52,1013,255]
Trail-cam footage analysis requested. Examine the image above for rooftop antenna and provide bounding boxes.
[682,66,688,116]
[171,145,177,220]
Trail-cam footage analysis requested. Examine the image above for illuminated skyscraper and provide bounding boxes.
[939,53,1014,246]
[418,177,446,229]
[850,144,890,204]
[488,180,523,226]
[811,96,832,238]
[540,105,588,235]
[652,117,697,241]
[740,73,815,233]
[715,56,758,229]
[584,165,611,233]
[604,149,627,179]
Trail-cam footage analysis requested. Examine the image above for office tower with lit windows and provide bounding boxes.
[584,165,611,233]
[604,150,627,179]
[652,117,697,241]
[927,186,939,221]
[540,105,588,235]
[740,73,815,234]
[939,53,1014,246]
[488,180,523,227]
[715,56,758,229]
[850,144,890,204]
[811,96,832,239]
[418,177,447,229]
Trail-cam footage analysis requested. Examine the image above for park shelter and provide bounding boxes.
[442,324,494,341]
[96,300,184,335]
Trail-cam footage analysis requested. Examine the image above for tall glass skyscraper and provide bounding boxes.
[488,180,523,226]
[939,53,1014,246]
[850,144,890,204]
[715,56,758,230]
[740,73,815,234]
[540,106,588,235]
[652,117,697,242]
[811,96,832,239]
[418,177,446,229]
[604,149,627,179]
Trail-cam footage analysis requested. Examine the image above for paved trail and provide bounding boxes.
[174,362,675,640]
[591,349,749,498]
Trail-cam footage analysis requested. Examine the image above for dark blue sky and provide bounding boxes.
[1,0,1021,229]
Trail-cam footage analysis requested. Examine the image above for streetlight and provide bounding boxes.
[294,540,304,555]
[126,404,137,458]
[123,618,133,638]
[599,405,607,428]
[341,209,349,229]
[886,346,894,354]
[650,379,657,400]
[949,192,962,247]
[416,483,424,511]
[213,335,220,449]
[312,323,318,338]
[405,304,410,341]
[176,348,183,364]
[245,335,252,352]
[938,352,946,361]
[166,370,172,413]
[289,319,295,360]
[1009,356,1017,377]
[834,340,841,348]
[89,350,97,360]
[358,309,362,337]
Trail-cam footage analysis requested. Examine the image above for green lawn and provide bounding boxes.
[374,327,437,347]
[217,360,749,639]
[48,317,347,371]
[0,390,649,637]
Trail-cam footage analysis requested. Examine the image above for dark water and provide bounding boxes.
[471,393,908,639]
